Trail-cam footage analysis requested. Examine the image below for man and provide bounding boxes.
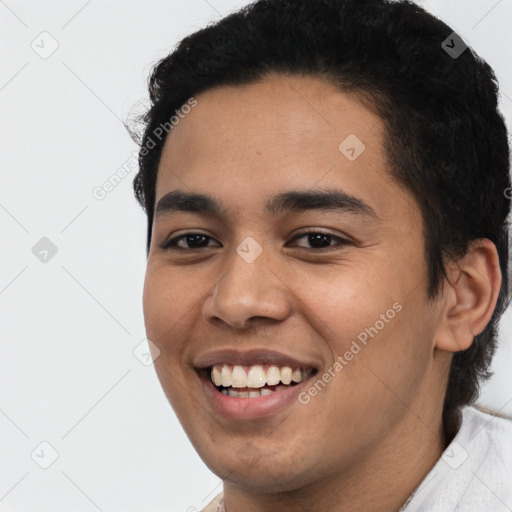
[130,0,512,510]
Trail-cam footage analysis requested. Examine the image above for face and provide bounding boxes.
[143,73,449,493]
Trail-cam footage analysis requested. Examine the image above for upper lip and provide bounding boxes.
[193,348,320,370]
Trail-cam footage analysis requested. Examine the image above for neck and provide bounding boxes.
[442,405,462,447]
[222,408,447,512]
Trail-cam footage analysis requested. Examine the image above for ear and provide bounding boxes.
[435,238,502,353]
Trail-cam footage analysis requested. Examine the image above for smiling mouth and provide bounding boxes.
[203,363,318,398]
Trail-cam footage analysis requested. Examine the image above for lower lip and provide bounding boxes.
[199,372,313,420]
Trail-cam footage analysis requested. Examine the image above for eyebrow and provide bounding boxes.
[154,188,379,221]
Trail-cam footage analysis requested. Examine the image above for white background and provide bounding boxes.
[1,0,511,510]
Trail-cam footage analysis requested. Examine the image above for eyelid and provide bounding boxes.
[288,230,352,249]
[290,227,351,240]
[160,231,219,250]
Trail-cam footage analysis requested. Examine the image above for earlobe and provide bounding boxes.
[435,238,501,354]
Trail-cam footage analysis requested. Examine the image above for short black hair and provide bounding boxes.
[129,0,511,426]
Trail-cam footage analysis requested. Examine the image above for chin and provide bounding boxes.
[197,442,320,493]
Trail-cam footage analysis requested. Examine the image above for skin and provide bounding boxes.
[142,73,501,512]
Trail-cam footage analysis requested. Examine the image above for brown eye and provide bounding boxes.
[160,233,219,250]
[289,231,351,250]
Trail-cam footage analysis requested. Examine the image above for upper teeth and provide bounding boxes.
[210,364,309,388]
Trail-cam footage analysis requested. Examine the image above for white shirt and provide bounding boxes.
[201,406,512,511]
[399,405,512,511]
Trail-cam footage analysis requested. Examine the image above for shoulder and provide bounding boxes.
[462,405,512,465]
[401,406,512,512]
[455,406,512,508]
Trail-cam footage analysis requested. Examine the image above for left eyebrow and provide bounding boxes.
[154,188,380,221]
[265,188,379,219]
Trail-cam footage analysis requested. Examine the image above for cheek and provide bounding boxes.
[331,292,433,422]
[296,254,432,401]
[142,264,192,364]
[142,268,196,415]
[293,263,397,349]
[143,263,195,329]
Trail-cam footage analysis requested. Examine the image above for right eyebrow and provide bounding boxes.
[155,190,228,219]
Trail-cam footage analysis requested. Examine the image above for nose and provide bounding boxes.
[203,247,293,330]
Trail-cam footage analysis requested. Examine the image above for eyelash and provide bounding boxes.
[159,231,351,252]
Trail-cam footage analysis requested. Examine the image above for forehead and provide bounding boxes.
[155,73,414,223]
